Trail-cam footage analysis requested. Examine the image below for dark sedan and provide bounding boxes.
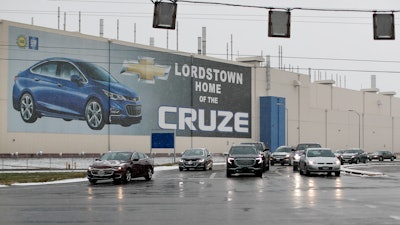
[368,150,396,161]
[87,151,154,184]
[12,57,142,130]
[226,144,264,177]
[341,148,368,164]
[270,146,293,166]
[178,148,213,171]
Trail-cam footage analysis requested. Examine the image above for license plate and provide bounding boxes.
[322,167,329,170]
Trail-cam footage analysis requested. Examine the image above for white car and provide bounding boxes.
[299,148,341,176]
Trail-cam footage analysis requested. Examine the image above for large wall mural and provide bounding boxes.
[8,26,251,138]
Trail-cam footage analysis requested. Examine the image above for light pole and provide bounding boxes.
[348,110,361,148]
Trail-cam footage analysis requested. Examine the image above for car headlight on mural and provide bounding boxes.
[12,57,142,130]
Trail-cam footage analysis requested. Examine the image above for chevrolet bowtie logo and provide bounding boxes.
[120,57,170,83]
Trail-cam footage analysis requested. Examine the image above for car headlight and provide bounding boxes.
[294,155,301,160]
[335,159,341,165]
[199,159,205,163]
[285,154,290,158]
[103,89,126,101]
[256,157,263,164]
[88,166,93,171]
[227,157,234,164]
[179,159,184,163]
[308,160,314,165]
[113,166,123,171]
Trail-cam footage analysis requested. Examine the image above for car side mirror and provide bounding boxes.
[71,74,82,84]
[223,152,229,157]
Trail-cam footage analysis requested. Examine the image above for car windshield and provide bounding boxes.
[241,143,263,151]
[297,144,320,150]
[100,152,132,161]
[344,150,360,154]
[183,149,205,156]
[307,150,335,157]
[76,61,118,83]
[276,147,292,153]
[230,146,257,155]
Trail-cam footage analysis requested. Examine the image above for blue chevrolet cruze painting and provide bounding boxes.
[12,57,142,130]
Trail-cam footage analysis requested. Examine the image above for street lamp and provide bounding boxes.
[348,110,361,148]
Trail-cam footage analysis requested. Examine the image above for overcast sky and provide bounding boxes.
[1,0,400,95]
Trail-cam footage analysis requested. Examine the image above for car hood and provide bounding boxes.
[342,153,357,156]
[91,160,126,168]
[273,152,290,156]
[230,154,259,158]
[181,156,204,160]
[97,80,139,97]
[308,157,338,163]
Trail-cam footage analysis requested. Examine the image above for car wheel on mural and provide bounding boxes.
[85,98,105,130]
[12,57,142,130]
[19,92,38,123]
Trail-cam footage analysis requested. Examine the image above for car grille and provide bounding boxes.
[126,105,141,116]
[183,160,199,166]
[316,163,334,165]
[91,169,114,176]
[235,159,256,166]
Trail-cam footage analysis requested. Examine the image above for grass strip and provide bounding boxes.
[0,172,87,185]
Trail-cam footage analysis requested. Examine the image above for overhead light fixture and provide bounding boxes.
[152,1,177,30]
[268,10,291,38]
[373,13,395,40]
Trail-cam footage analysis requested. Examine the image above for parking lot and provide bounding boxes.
[1,160,400,225]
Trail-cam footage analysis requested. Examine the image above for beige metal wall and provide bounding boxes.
[1,20,399,155]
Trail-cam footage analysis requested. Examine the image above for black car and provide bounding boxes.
[87,151,154,184]
[341,148,368,164]
[178,148,213,171]
[368,150,396,161]
[240,141,270,171]
[226,144,264,177]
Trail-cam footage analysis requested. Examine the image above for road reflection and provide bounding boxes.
[292,173,343,208]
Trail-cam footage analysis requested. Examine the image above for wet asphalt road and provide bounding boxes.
[1,163,400,225]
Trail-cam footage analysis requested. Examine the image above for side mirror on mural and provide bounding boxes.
[71,74,82,84]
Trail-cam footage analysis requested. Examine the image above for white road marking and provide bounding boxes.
[209,172,216,179]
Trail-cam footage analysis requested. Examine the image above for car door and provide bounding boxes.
[131,152,142,177]
[29,61,64,113]
[53,61,88,118]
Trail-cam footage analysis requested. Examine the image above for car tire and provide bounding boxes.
[335,171,341,177]
[179,167,183,171]
[391,156,394,161]
[19,93,38,123]
[293,164,298,171]
[271,161,275,166]
[255,171,262,178]
[122,169,132,183]
[144,167,153,181]
[226,169,232,177]
[113,179,121,184]
[85,98,105,130]
[305,166,310,176]
[299,168,304,175]
[88,179,97,184]
[379,156,383,161]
